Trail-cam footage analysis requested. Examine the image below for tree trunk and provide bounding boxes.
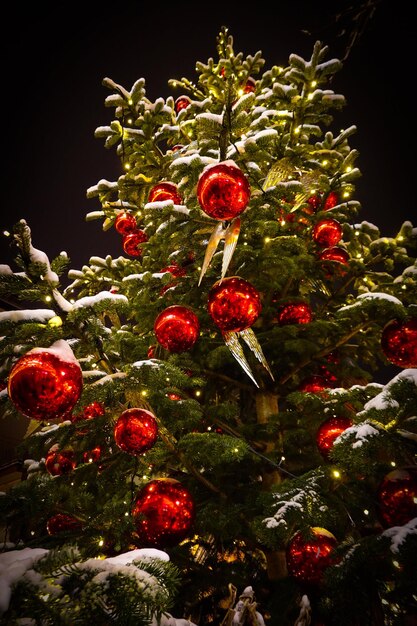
[255,391,288,580]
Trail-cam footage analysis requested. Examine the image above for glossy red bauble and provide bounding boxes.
[298,375,332,394]
[323,191,339,211]
[114,211,137,235]
[122,230,148,257]
[243,77,256,93]
[381,317,417,368]
[45,445,76,476]
[175,96,191,113]
[276,301,313,325]
[197,162,250,221]
[159,263,187,296]
[159,263,187,278]
[114,408,159,455]
[154,305,200,353]
[318,246,349,264]
[207,276,261,332]
[148,182,182,205]
[377,467,417,527]
[316,416,353,459]
[7,348,83,421]
[46,513,82,535]
[286,527,338,585]
[132,478,195,547]
[312,218,343,247]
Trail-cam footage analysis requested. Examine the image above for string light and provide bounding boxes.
[98,538,104,547]
[332,469,341,479]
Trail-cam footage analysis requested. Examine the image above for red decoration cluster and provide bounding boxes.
[148,182,182,205]
[381,317,417,368]
[286,527,338,584]
[113,210,148,258]
[276,301,312,325]
[114,408,159,455]
[377,467,417,527]
[197,162,250,221]
[8,350,83,421]
[45,445,76,476]
[132,478,195,547]
[316,416,353,459]
[154,305,200,353]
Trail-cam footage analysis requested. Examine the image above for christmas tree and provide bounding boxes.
[1,26,417,626]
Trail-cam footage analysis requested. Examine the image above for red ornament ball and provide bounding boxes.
[122,230,148,257]
[318,246,349,264]
[175,95,191,113]
[286,527,338,585]
[46,513,82,535]
[166,392,182,401]
[381,317,417,368]
[132,478,195,547]
[316,416,353,459]
[159,263,187,296]
[312,218,343,248]
[8,348,83,421]
[276,301,313,325]
[154,305,200,353]
[114,211,137,235]
[114,408,159,456]
[298,375,332,394]
[148,182,182,205]
[197,162,251,221]
[207,276,261,332]
[323,191,339,211]
[159,263,187,279]
[45,445,76,476]
[377,467,417,527]
[243,77,256,93]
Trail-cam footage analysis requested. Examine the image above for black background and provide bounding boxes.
[1,0,415,274]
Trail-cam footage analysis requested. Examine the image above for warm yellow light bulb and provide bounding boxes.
[332,469,341,479]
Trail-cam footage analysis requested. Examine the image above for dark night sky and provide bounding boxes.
[1,0,415,278]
